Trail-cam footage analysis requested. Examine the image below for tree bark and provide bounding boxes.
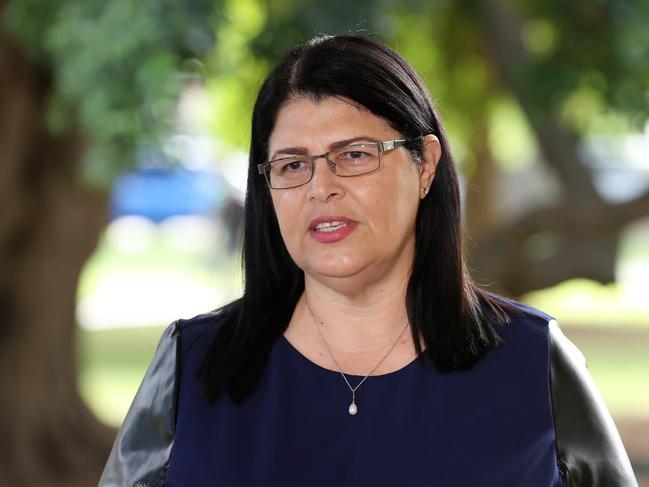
[0,27,115,487]
[465,0,649,297]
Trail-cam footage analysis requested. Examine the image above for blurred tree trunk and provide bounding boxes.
[0,29,114,487]
[465,0,649,298]
[464,115,502,244]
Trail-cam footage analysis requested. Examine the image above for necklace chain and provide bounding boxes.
[305,298,410,415]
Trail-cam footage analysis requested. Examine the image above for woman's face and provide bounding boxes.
[267,96,439,285]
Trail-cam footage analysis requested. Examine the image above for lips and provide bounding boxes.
[308,216,358,244]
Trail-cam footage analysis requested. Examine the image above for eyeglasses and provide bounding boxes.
[257,138,417,190]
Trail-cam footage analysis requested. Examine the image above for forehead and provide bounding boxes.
[268,96,396,151]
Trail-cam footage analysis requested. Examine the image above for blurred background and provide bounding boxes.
[1,0,648,485]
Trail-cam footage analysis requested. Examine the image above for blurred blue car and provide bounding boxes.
[110,167,230,223]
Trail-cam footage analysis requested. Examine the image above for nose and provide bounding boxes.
[306,155,343,201]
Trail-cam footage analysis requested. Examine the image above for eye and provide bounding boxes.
[334,143,379,167]
[337,148,375,163]
[279,159,308,173]
[342,151,369,160]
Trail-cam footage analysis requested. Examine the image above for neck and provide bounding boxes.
[296,267,412,355]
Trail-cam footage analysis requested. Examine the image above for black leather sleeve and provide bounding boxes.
[98,321,180,487]
[549,319,638,487]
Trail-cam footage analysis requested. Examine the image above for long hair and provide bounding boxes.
[200,34,520,405]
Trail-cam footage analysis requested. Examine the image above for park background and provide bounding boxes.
[1,0,648,485]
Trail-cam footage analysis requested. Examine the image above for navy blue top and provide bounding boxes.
[164,302,565,486]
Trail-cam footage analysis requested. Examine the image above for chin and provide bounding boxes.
[313,268,362,279]
[292,247,371,278]
[304,260,367,280]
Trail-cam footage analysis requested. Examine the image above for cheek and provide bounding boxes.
[374,172,419,231]
[271,193,302,245]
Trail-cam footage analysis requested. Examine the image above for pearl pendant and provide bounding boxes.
[348,402,358,415]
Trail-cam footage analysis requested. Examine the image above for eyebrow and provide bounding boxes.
[269,135,381,161]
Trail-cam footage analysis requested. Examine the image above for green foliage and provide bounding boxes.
[388,2,501,176]
[203,0,399,149]
[202,0,269,148]
[3,0,218,187]
[200,0,514,174]
[3,0,647,185]
[515,0,649,131]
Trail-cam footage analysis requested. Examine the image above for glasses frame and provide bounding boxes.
[257,138,417,190]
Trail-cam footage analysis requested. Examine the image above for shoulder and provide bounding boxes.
[504,298,555,323]
[174,303,237,358]
[138,309,231,367]
[486,292,556,324]
[485,296,637,484]
[546,319,637,485]
[176,311,226,351]
[485,294,558,347]
[98,319,182,486]
[98,305,237,486]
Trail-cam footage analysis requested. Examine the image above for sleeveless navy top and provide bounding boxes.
[163,302,565,486]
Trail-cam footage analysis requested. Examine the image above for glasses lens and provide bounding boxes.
[331,143,380,176]
[268,158,312,189]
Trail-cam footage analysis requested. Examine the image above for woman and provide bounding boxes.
[100,35,637,486]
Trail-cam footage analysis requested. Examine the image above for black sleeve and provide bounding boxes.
[98,321,180,487]
[549,319,638,487]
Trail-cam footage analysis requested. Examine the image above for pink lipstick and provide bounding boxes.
[308,216,358,244]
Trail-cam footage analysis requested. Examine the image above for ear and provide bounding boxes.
[419,134,441,199]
